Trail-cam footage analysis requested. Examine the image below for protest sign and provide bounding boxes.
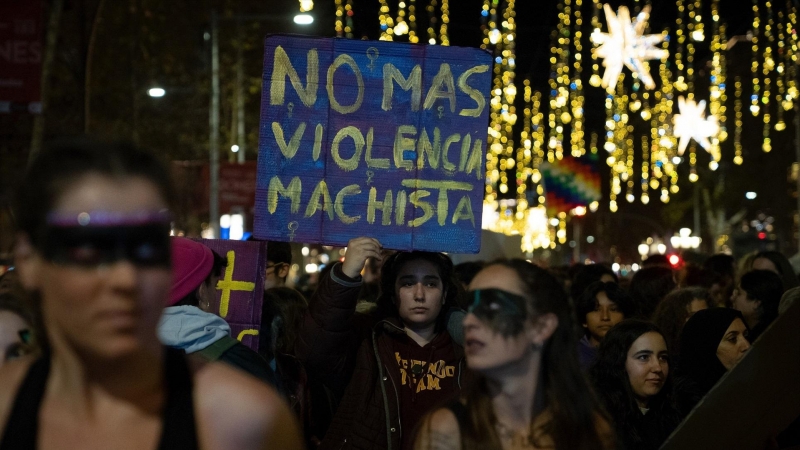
[0,0,42,113]
[254,35,492,253]
[661,298,800,449]
[198,238,267,352]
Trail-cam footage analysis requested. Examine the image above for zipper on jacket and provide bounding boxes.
[384,363,403,442]
[372,329,394,450]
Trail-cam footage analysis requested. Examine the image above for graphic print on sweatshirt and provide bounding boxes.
[394,352,456,393]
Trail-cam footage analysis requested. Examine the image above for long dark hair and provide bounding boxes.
[629,266,676,319]
[739,269,783,341]
[459,259,611,450]
[259,287,308,361]
[652,287,713,363]
[374,251,462,332]
[753,251,799,291]
[590,320,681,449]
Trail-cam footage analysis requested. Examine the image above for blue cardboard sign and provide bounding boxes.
[254,35,491,253]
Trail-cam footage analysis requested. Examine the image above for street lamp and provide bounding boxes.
[746,191,757,200]
[294,14,314,25]
[147,87,166,98]
[670,228,702,249]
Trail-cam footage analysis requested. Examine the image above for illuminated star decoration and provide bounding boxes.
[591,4,669,92]
[673,96,720,156]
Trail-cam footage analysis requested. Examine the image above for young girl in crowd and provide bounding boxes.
[297,237,467,450]
[677,308,750,415]
[415,259,614,450]
[590,320,681,450]
[0,141,301,450]
[575,281,635,370]
[652,287,712,364]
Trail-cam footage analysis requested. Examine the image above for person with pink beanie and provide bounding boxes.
[158,237,275,385]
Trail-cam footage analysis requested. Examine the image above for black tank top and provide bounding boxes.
[0,348,199,450]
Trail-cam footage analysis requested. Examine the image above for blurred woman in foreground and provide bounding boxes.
[0,141,301,450]
[415,259,613,450]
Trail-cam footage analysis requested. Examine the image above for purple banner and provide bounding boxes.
[254,35,491,253]
[198,239,267,352]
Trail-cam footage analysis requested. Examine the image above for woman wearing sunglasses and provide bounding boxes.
[415,260,614,450]
[0,141,301,450]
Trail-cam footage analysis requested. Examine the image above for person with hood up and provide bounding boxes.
[676,308,750,416]
[158,237,275,385]
[296,237,469,450]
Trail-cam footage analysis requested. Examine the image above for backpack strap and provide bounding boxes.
[193,335,239,362]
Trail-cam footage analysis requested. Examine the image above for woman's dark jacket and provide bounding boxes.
[296,263,468,450]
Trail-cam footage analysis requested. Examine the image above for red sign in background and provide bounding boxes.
[218,161,258,214]
[197,238,267,352]
[0,0,43,113]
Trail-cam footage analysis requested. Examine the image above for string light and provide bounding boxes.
[378,0,393,40]
[752,0,761,115]
[786,5,798,106]
[394,1,409,37]
[776,9,786,131]
[762,1,775,151]
[570,0,584,156]
[685,0,698,96]
[675,0,687,91]
[335,0,354,38]
[439,0,450,45]
[707,0,725,164]
[641,135,650,204]
[590,0,602,87]
[515,81,533,236]
[428,0,439,44]
[734,76,744,165]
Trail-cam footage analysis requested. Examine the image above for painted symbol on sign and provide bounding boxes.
[216,250,256,318]
[366,170,375,185]
[366,47,379,72]
[287,221,299,241]
[237,329,259,341]
[437,105,444,118]
[287,102,295,118]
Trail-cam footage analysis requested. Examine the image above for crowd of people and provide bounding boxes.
[0,140,798,449]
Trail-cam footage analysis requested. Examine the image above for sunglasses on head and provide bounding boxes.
[42,210,171,268]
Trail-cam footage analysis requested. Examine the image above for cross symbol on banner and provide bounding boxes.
[216,250,256,318]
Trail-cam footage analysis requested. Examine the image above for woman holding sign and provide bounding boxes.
[0,141,301,450]
[414,260,614,450]
[297,237,467,450]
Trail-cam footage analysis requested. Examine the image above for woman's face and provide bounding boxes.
[583,291,625,346]
[0,311,29,367]
[625,332,669,407]
[394,259,444,331]
[464,265,537,375]
[716,318,750,370]
[17,175,171,360]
